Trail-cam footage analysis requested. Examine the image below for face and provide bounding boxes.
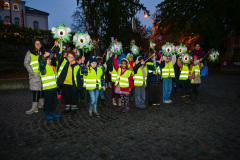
[35,41,42,50]
[47,58,51,65]
[195,44,200,50]
[130,40,135,45]
[93,40,97,45]
[67,54,75,63]
[63,52,67,57]
[121,61,127,69]
[194,57,198,61]
[130,57,133,62]
[91,62,97,68]
[166,58,171,63]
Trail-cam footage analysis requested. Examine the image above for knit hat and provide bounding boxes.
[89,54,97,63]
[193,55,198,59]
[121,58,129,65]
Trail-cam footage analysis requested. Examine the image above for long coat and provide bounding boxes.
[24,51,42,91]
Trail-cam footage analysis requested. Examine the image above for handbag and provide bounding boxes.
[201,66,208,76]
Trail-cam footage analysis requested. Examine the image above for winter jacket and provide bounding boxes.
[24,51,42,91]
[146,59,165,82]
[113,57,133,92]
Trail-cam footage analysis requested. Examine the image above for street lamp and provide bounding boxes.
[144,11,150,18]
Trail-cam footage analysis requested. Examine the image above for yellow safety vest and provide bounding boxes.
[179,65,190,80]
[30,53,39,73]
[162,61,175,78]
[84,67,103,90]
[109,67,118,82]
[40,64,57,90]
[115,68,132,88]
[146,61,154,74]
[57,59,67,78]
[133,66,148,87]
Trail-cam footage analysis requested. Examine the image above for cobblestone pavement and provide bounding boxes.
[0,71,240,160]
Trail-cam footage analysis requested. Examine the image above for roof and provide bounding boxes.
[25,6,49,16]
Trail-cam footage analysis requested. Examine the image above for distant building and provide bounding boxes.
[0,0,49,30]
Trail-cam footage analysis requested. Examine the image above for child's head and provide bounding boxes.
[67,51,75,63]
[193,55,198,61]
[89,54,98,68]
[166,56,172,63]
[63,51,68,57]
[47,57,52,65]
[121,58,129,69]
[127,54,134,62]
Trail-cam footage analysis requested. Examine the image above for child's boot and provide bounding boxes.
[26,102,38,114]
[38,98,44,108]
[89,106,93,116]
[118,98,121,107]
[112,98,117,106]
[71,105,77,113]
[122,106,129,113]
[44,114,53,120]
[93,104,99,116]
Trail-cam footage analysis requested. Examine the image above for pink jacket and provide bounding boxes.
[113,57,133,92]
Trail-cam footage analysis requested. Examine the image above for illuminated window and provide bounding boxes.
[13,4,19,11]
[33,21,39,29]
[15,17,20,25]
[4,2,10,10]
[4,16,10,24]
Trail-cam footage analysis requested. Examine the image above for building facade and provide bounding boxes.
[0,0,49,30]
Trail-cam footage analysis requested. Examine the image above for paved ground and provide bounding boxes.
[0,70,240,160]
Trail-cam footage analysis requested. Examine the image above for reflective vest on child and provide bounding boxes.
[162,61,175,78]
[40,64,57,90]
[179,65,190,80]
[133,66,148,87]
[109,67,118,82]
[84,67,103,90]
[115,68,132,88]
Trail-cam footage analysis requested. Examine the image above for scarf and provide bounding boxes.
[192,48,203,56]
[129,61,134,68]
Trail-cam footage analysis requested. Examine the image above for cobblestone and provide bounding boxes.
[0,71,240,159]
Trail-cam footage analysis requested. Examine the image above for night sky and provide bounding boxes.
[23,0,163,30]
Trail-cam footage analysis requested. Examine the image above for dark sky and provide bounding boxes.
[24,0,163,30]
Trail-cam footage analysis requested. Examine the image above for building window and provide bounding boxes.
[4,16,10,24]
[13,4,19,11]
[14,17,20,25]
[4,2,10,10]
[33,21,39,29]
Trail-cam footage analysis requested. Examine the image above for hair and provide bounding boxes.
[30,38,45,56]
[76,55,82,61]
[67,50,75,57]
[195,43,200,47]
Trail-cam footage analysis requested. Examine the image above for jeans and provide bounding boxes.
[162,78,172,101]
[43,88,57,115]
[88,89,99,107]
[135,86,146,106]
[180,79,191,96]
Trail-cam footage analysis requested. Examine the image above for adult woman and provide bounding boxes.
[24,39,48,114]
[192,44,205,65]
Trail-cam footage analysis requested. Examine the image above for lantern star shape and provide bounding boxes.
[51,23,71,42]
[162,42,175,56]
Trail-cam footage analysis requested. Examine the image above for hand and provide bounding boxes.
[115,55,117,58]
[200,58,203,62]
[103,86,106,91]
[141,61,145,65]
[82,56,85,62]
[153,71,156,75]
[129,88,131,92]
[110,52,113,58]
[44,52,50,57]
[77,59,82,64]
[54,40,58,46]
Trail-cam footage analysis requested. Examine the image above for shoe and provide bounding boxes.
[109,82,112,88]
[122,107,129,113]
[152,103,161,105]
[44,115,53,120]
[105,83,108,89]
[71,105,78,111]
[52,114,60,118]
[168,100,172,103]
[26,102,38,114]
[93,105,99,116]
[112,98,117,106]
[38,98,44,108]
[118,98,121,107]
[163,101,169,104]
[89,110,93,117]
[116,106,124,112]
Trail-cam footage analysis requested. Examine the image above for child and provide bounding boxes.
[146,51,165,106]
[111,52,133,113]
[75,56,85,102]
[133,56,147,108]
[80,54,105,117]
[127,54,135,99]
[162,55,176,103]
[190,55,203,100]
[57,50,79,114]
[177,57,195,103]
[39,52,60,120]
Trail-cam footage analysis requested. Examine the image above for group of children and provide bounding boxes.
[25,39,203,120]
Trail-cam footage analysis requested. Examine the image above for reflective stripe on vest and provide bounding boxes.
[30,53,39,73]
[73,65,80,86]
[85,67,103,90]
[133,66,148,87]
[146,62,154,73]
[156,66,161,74]
[162,62,175,78]
[179,65,190,80]
[115,68,131,88]
[57,59,67,77]
[191,65,200,76]
[109,67,118,82]
[40,65,57,90]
